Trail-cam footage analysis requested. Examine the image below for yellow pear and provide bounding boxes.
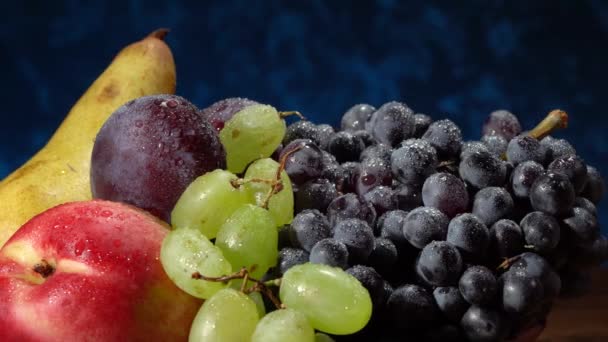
[0,29,176,246]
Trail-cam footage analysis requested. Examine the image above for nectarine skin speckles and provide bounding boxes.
[90,94,226,222]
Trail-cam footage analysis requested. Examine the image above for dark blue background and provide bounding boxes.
[1,1,607,232]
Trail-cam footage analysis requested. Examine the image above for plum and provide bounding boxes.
[91,94,225,222]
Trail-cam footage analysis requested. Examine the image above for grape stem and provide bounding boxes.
[497,254,523,270]
[191,267,285,310]
[191,268,248,284]
[528,109,568,140]
[278,111,306,120]
[259,144,304,209]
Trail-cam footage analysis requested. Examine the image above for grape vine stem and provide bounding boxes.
[192,267,284,310]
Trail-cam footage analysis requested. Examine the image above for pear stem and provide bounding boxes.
[527,109,568,140]
[148,28,170,40]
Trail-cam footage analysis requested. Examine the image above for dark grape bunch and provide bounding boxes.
[274,103,606,341]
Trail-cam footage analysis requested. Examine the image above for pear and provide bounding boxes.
[0,29,176,246]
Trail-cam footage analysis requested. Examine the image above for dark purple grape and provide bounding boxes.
[91,95,226,222]
[394,182,423,211]
[482,109,522,141]
[326,193,376,227]
[294,178,339,214]
[433,286,470,323]
[270,143,283,162]
[341,103,376,131]
[447,213,489,258]
[199,97,258,131]
[403,207,449,249]
[315,124,335,150]
[459,265,497,305]
[502,272,544,314]
[391,139,438,186]
[333,218,375,263]
[362,186,397,216]
[562,207,598,243]
[510,252,561,300]
[377,210,409,246]
[309,238,349,269]
[511,161,544,199]
[368,238,398,276]
[520,211,560,254]
[360,144,392,164]
[280,139,323,185]
[529,172,575,216]
[413,113,433,138]
[289,209,331,252]
[422,119,462,159]
[366,101,415,147]
[489,219,524,260]
[481,134,508,157]
[459,150,507,189]
[460,141,490,160]
[346,265,386,310]
[541,136,576,163]
[353,129,375,147]
[416,241,463,286]
[461,305,507,342]
[580,165,605,204]
[548,154,587,193]
[387,284,437,330]
[278,247,309,275]
[335,161,360,193]
[283,120,320,146]
[327,131,366,163]
[320,150,339,169]
[506,135,546,165]
[472,187,514,226]
[422,172,469,218]
[356,157,393,195]
[574,197,597,217]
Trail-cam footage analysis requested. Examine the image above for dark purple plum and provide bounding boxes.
[91,94,226,222]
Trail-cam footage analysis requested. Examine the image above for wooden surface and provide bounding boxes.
[539,268,608,341]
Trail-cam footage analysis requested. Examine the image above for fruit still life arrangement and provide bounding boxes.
[0,30,606,342]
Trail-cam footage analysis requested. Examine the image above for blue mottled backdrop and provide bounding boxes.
[1,1,607,231]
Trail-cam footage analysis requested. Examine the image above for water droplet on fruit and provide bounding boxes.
[174,158,184,166]
[154,99,163,105]
[135,120,143,128]
[170,128,182,137]
[157,142,164,150]
[74,240,85,256]
[101,210,112,218]
[167,99,178,108]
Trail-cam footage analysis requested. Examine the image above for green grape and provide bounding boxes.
[171,169,250,239]
[216,204,278,278]
[189,288,259,342]
[251,308,315,342]
[244,158,294,226]
[230,280,266,318]
[279,263,372,335]
[249,291,266,318]
[315,333,336,342]
[220,104,286,173]
[160,228,232,299]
